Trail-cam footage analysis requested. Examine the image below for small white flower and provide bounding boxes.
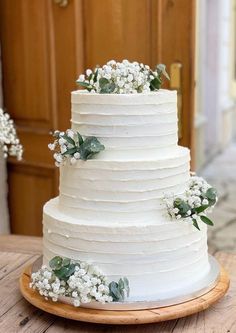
[74,299,80,307]
[48,143,55,151]
[59,138,66,145]
[60,145,67,154]
[202,199,209,205]
[74,152,81,159]
[55,154,63,163]
[86,69,92,76]
[66,129,74,139]
[78,74,85,82]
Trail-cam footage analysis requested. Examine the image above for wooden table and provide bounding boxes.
[0,235,235,333]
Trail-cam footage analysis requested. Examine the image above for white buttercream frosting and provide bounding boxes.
[43,89,210,302]
[43,198,209,300]
[71,90,178,159]
[58,147,190,223]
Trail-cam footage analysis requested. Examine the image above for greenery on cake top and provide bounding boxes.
[76,59,170,94]
[48,129,105,167]
[30,256,130,307]
[164,175,217,230]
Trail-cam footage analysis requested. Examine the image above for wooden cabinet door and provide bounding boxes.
[84,0,196,150]
[0,0,195,235]
[0,0,84,235]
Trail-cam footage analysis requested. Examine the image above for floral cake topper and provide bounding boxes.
[76,59,170,94]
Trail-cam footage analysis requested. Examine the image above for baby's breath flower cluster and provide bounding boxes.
[164,176,217,230]
[76,59,170,94]
[0,108,23,160]
[48,129,105,167]
[30,265,65,302]
[30,256,113,307]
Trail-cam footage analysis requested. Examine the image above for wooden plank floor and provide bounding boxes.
[0,235,235,332]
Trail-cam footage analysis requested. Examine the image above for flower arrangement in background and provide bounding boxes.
[48,129,105,167]
[164,175,218,230]
[30,256,130,307]
[0,108,23,160]
[76,59,170,94]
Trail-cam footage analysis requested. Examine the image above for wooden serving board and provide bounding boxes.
[20,264,230,325]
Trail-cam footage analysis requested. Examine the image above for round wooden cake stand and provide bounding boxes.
[20,264,230,325]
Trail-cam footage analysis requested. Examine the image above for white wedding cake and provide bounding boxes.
[38,61,217,306]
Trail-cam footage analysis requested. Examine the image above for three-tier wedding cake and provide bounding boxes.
[31,60,217,307]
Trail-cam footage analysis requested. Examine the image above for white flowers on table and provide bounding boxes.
[30,265,65,302]
[76,60,170,94]
[30,258,113,307]
[163,176,218,230]
[0,108,23,160]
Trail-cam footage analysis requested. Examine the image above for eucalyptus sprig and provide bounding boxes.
[164,176,218,230]
[149,64,170,91]
[48,129,105,167]
[76,60,170,94]
[49,256,76,281]
[109,277,130,302]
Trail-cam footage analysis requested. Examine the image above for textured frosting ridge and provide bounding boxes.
[43,89,210,302]
[71,90,178,159]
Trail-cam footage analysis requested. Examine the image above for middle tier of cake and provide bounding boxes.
[58,146,190,224]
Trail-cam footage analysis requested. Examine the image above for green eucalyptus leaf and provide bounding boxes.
[49,256,63,270]
[76,81,91,88]
[200,215,214,226]
[192,218,200,231]
[206,188,217,201]
[62,147,77,156]
[194,205,208,214]
[93,69,98,83]
[174,199,190,215]
[123,277,130,297]
[123,277,129,289]
[77,132,84,145]
[109,281,122,302]
[150,77,162,91]
[62,258,71,267]
[99,77,109,87]
[79,137,105,160]
[100,82,116,94]
[118,278,124,291]
[156,64,170,80]
[54,264,76,281]
[62,135,75,146]
[174,198,183,206]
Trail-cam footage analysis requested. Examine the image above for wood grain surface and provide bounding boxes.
[0,235,235,332]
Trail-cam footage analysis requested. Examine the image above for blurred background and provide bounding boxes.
[0,0,235,251]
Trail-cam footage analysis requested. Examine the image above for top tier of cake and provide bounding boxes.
[71,89,178,160]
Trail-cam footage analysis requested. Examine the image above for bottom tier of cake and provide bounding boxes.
[43,198,210,302]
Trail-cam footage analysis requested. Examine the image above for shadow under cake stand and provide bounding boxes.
[20,255,230,325]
